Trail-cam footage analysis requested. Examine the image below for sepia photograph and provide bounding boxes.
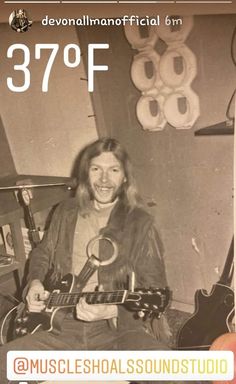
[0,3,235,383]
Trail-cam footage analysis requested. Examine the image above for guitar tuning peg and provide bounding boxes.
[138,310,145,318]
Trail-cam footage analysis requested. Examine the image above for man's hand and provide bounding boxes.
[76,298,118,321]
[26,279,49,312]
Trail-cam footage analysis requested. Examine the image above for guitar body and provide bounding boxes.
[1,273,170,343]
[177,283,234,350]
[2,274,75,341]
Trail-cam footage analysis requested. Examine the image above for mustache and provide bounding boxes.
[88,183,125,198]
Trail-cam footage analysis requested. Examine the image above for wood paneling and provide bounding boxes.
[0,115,16,178]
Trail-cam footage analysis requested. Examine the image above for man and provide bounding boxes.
[0,137,170,382]
[9,9,32,33]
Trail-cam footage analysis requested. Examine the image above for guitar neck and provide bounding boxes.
[46,290,128,309]
[218,237,234,286]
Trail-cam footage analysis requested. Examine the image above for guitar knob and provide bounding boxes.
[20,328,28,336]
[143,303,149,308]
[224,294,234,307]
[135,302,140,306]
[153,305,158,310]
[15,327,21,335]
[16,318,23,324]
[22,316,29,323]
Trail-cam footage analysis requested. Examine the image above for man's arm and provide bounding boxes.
[135,222,171,341]
[21,203,64,303]
[76,297,118,321]
[135,222,167,289]
[27,203,63,282]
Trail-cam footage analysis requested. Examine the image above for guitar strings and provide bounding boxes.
[47,291,128,306]
[46,290,164,310]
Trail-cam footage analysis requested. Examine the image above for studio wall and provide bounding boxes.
[0,23,98,178]
[0,15,234,309]
[78,14,235,310]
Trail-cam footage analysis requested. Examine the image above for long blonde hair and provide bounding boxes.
[76,137,141,215]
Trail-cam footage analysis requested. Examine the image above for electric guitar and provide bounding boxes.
[1,273,170,343]
[176,237,234,350]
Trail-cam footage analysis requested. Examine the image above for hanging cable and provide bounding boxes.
[230,25,236,67]
[225,24,236,121]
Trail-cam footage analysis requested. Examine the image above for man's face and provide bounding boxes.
[88,152,126,207]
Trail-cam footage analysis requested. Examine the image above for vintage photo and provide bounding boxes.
[0,5,235,383]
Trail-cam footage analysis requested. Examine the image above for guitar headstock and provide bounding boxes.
[125,287,171,316]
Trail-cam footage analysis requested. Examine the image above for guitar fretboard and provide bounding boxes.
[46,290,127,309]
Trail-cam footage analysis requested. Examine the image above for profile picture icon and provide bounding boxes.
[9,9,32,33]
